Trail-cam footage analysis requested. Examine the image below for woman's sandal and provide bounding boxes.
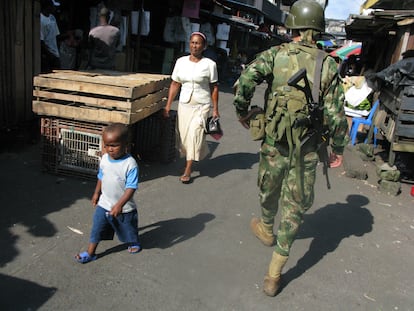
[75,251,97,264]
[179,174,191,184]
[128,244,142,254]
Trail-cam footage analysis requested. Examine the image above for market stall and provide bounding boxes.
[363,55,414,166]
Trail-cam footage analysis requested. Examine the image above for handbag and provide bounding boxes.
[205,116,223,140]
[205,116,222,135]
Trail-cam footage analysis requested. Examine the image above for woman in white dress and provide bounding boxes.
[163,32,219,183]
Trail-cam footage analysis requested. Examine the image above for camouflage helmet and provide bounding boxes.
[285,0,325,32]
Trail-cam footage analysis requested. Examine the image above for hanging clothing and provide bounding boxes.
[40,12,60,58]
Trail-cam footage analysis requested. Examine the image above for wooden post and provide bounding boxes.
[133,0,144,72]
[33,0,41,76]
[24,0,35,120]
[14,0,25,123]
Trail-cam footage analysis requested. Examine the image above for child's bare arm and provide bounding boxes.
[110,188,136,217]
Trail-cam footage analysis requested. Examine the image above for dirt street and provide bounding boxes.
[1,85,413,311]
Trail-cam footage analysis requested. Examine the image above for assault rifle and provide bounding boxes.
[287,68,331,189]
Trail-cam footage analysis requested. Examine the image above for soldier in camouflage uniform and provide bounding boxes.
[233,0,348,297]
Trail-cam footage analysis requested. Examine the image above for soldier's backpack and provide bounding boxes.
[264,42,327,149]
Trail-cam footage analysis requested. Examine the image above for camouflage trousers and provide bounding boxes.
[258,142,319,256]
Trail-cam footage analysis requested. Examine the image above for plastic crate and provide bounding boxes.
[134,110,177,162]
[159,110,177,163]
[40,114,175,179]
[40,117,106,179]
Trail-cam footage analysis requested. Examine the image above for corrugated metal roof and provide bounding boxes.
[345,10,414,41]
[200,9,258,30]
[362,0,414,10]
[218,0,285,25]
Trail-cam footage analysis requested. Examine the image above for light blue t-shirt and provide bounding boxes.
[97,153,138,213]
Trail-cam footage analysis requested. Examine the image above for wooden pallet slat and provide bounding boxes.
[398,113,414,122]
[34,89,131,110]
[392,141,414,152]
[130,88,168,112]
[33,76,134,98]
[396,123,414,138]
[33,99,167,125]
[400,96,414,110]
[130,99,167,124]
[131,79,170,99]
[34,70,171,99]
[33,70,170,124]
[33,87,168,112]
[34,100,131,124]
[40,70,170,84]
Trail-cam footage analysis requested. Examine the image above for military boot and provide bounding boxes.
[250,217,275,246]
[263,251,289,297]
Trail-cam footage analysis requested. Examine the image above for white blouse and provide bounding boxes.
[171,56,218,104]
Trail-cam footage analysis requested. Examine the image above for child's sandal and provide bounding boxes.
[128,244,141,254]
[75,251,97,264]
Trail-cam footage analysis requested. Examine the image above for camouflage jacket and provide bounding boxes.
[233,41,348,155]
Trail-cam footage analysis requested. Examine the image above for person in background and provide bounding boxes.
[163,32,219,184]
[233,0,348,296]
[258,22,272,36]
[40,0,61,72]
[75,123,141,263]
[88,7,120,70]
[203,45,218,63]
[59,29,82,70]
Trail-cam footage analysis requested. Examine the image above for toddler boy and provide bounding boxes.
[75,123,140,263]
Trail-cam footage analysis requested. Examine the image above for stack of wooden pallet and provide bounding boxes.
[33,70,171,124]
[377,85,414,166]
[32,70,174,178]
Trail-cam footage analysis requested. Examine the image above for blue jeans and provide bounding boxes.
[90,206,139,245]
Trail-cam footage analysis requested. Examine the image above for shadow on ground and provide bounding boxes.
[0,144,93,308]
[138,213,215,249]
[198,152,259,178]
[138,140,259,182]
[281,194,374,292]
[0,273,57,311]
[0,145,93,266]
[137,141,220,182]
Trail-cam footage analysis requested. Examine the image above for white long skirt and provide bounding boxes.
[177,99,210,161]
